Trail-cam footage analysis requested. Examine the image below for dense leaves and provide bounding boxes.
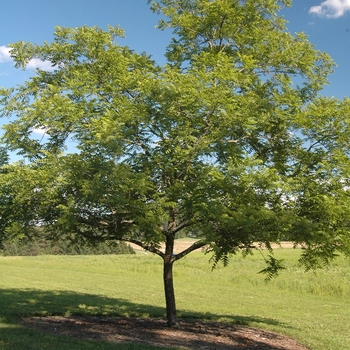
[1,0,350,325]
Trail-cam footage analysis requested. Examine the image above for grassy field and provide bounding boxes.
[0,246,349,350]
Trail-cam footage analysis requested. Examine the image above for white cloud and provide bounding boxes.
[26,58,55,71]
[309,0,350,18]
[0,46,11,63]
[32,126,50,135]
[0,45,55,71]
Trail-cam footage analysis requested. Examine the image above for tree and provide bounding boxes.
[1,0,350,326]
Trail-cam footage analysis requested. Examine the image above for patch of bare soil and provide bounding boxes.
[22,316,309,349]
[130,241,297,255]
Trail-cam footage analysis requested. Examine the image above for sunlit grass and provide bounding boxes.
[1,248,349,349]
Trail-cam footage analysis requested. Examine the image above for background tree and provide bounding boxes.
[1,0,350,326]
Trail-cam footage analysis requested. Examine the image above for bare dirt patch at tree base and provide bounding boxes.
[22,316,309,349]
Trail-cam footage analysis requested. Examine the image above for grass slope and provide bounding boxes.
[0,248,349,349]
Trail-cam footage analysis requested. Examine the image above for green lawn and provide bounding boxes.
[1,248,349,349]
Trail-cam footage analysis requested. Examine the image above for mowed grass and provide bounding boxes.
[0,248,349,350]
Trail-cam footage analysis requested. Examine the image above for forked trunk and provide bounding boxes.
[126,230,207,327]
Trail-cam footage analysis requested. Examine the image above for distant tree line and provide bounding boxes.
[1,231,135,256]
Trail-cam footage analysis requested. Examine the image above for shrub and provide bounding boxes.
[0,233,135,256]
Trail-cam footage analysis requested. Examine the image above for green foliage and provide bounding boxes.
[0,0,349,282]
[258,254,286,281]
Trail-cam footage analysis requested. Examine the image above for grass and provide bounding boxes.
[0,248,349,349]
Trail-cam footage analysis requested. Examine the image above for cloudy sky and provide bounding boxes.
[0,0,349,123]
[309,0,350,18]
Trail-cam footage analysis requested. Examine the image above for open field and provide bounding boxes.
[0,245,349,349]
[129,238,296,254]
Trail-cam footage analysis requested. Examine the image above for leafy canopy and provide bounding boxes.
[1,0,350,274]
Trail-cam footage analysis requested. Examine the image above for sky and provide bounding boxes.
[1,0,349,93]
[0,0,349,97]
[0,0,170,87]
[0,0,349,152]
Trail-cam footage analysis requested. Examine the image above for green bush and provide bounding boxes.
[1,234,135,256]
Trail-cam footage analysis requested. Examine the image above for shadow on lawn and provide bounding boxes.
[0,289,173,349]
[0,325,163,350]
[0,289,300,350]
[0,288,284,328]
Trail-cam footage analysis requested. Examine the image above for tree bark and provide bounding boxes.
[163,257,177,326]
[124,234,207,327]
[163,231,178,327]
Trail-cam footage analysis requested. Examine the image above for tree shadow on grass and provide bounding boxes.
[0,288,165,322]
[0,288,302,350]
[0,325,165,350]
[0,288,173,349]
[0,287,285,327]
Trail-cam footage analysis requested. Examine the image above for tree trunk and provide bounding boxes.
[163,258,177,326]
[163,232,178,326]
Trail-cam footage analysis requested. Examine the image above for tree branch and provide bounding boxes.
[172,218,204,236]
[174,239,207,261]
[120,238,164,258]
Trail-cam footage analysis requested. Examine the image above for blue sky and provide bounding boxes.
[0,0,349,100]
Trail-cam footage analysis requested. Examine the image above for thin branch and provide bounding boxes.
[120,238,164,258]
[172,218,204,236]
[123,138,152,158]
[307,133,333,152]
[174,239,207,260]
